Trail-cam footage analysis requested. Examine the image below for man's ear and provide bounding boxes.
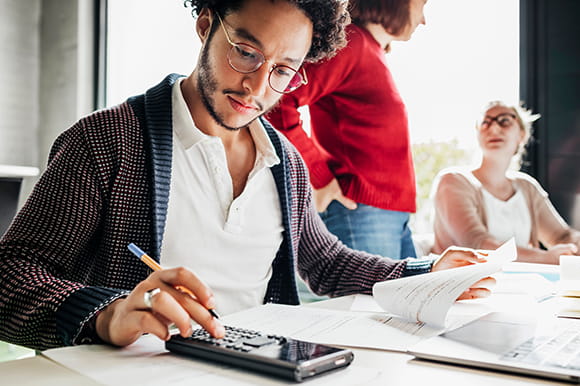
[196,8,213,43]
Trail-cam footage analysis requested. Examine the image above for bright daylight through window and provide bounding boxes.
[106,0,519,237]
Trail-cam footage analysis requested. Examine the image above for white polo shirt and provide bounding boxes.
[161,78,284,315]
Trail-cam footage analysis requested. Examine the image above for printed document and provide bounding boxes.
[373,238,516,328]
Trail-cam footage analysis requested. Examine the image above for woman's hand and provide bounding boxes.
[432,247,496,300]
[95,267,224,347]
[313,178,357,213]
[543,243,579,264]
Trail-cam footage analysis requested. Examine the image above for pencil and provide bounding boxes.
[128,243,220,319]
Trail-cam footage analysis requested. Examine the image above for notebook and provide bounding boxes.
[408,312,580,383]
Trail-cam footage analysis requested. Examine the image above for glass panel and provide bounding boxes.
[106,0,201,107]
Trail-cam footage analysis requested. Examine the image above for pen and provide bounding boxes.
[128,243,220,319]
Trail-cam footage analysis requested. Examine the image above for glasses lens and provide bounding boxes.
[269,66,302,93]
[479,119,491,129]
[228,43,264,73]
[496,114,515,128]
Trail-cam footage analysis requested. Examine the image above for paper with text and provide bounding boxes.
[223,304,443,352]
[372,238,516,327]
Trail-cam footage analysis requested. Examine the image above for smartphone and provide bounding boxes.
[165,325,354,382]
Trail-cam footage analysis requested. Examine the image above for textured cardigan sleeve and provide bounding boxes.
[0,104,149,350]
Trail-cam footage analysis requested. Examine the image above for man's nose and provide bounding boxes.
[242,64,271,96]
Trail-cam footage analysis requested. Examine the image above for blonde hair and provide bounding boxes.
[481,100,541,163]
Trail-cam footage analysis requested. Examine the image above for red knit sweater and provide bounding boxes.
[267,24,416,212]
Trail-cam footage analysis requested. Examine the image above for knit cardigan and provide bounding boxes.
[432,167,580,254]
[0,74,431,350]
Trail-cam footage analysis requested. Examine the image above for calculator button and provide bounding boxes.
[242,336,277,347]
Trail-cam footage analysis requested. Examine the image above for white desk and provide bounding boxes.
[0,290,573,385]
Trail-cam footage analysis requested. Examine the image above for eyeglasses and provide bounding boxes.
[477,113,517,130]
[216,13,308,94]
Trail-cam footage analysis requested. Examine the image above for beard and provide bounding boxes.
[197,39,265,132]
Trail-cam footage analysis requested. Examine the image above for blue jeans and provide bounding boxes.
[319,201,417,260]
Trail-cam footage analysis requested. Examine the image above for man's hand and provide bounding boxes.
[432,247,496,300]
[313,178,357,212]
[95,267,224,347]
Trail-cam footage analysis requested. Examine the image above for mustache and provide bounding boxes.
[222,89,264,112]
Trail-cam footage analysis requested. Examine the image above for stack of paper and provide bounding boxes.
[557,281,580,318]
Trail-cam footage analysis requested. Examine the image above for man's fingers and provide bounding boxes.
[457,287,492,300]
[157,267,216,310]
[473,276,496,289]
[143,289,193,337]
[138,311,173,341]
[160,286,225,339]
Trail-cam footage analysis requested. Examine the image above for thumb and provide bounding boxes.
[337,195,357,210]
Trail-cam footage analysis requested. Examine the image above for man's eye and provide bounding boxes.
[274,67,292,78]
[235,46,257,60]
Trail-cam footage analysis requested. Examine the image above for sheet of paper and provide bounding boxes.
[42,333,382,386]
[372,238,516,328]
[492,272,556,301]
[349,294,488,332]
[223,303,443,352]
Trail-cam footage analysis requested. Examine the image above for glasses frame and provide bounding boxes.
[215,13,308,94]
[477,113,517,130]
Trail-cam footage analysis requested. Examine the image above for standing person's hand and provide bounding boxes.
[95,267,224,347]
[432,247,496,300]
[313,178,357,212]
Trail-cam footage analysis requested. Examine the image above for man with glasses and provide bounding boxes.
[0,0,492,351]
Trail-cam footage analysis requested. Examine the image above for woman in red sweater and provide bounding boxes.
[267,0,427,259]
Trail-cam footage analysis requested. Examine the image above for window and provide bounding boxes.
[105,0,520,234]
[106,0,200,107]
[388,0,519,232]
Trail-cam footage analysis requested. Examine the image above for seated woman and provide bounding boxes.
[431,101,580,264]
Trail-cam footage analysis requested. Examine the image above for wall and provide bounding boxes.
[17,0,95,205]
[0,0,41,167]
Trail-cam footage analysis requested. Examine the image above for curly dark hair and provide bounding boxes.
[183,0,350,62]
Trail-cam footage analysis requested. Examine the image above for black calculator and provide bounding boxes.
[165,325,354,382]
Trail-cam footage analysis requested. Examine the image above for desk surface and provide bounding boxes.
[1,281,574,385]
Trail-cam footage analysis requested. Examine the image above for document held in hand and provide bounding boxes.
[372,238,517,328]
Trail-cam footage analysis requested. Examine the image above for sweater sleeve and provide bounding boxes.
[433,171,491,250]
[0,123,128,350]
[522,176,580,249]
[266,38,357,189]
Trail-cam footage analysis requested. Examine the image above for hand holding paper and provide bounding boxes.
[373,239,516,328]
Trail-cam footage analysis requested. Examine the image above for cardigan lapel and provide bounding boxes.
[261,117,299,305]
[143,73,181,260]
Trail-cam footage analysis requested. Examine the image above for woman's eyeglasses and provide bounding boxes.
[477,113,517,130]
[216,13,308,94]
